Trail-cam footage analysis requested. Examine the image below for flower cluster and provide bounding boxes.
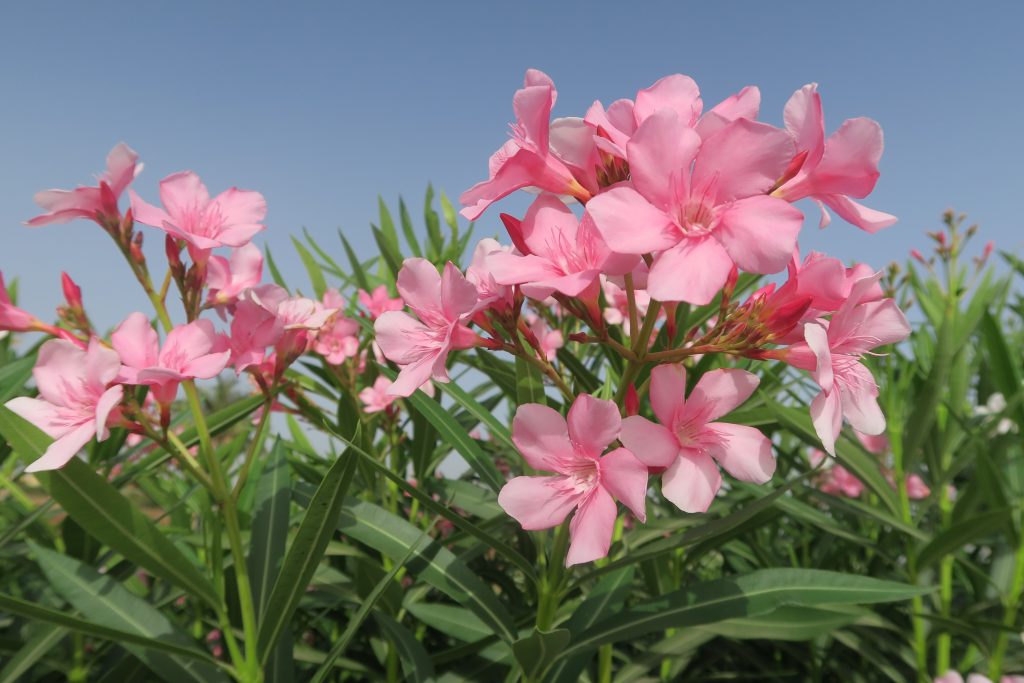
[370,69,910,563]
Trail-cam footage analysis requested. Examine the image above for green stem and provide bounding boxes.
[989,515,1024,679]
[597,643,613,683]
[231,398,273,499]
[613,300,661,406]
[936,492,954,674]
[536,521,571,631]
[623,273,639,347]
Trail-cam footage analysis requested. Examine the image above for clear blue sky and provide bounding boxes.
[2,1,1021,329]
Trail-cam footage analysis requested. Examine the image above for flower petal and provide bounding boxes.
[715,195,803,274]
[586,186,679,255]
[660,450,722,513]
[24,421,96,473]
[682,368,760,425]
[704,422,776,483]
[619,416,679,468]
[566,486,617,566]
[566,394,621,459]
[810,389,842,457]
[599,447,649,521]
[647,238,733,305]
[692,118,795,202]
[498,475,578,530]
[512,403,575,472]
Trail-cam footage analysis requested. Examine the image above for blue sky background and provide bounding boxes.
[2,1,1021,329]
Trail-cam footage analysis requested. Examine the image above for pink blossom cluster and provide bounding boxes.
[3,144,391,472]
[362,70,911,563]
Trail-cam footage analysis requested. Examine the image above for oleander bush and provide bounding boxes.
[0,70,1022,683]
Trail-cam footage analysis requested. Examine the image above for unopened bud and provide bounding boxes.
[624,384,639,416]
[61,272,84,313]
[130,232,145,265]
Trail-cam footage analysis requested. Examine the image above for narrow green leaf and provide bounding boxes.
[516,355,547,406]
[0,354,34,404]
[374,613,435,683]
[338,498,517,642]
[424,184,444,260]
[435,381,515,452]
[378,196,401,253]
[406,603,491,642]
[264,244,288,288]
[31,545,226,683]
[248,439,292,619]
[0,624,66,683]
[512,628,571,681]
[0,409,219,607]
[700,604,876,641]
[291,237,327,299]
[256,449,358,663]
[397,197,423,257]
[371,226,403,280]
[917,508,1011,570]
[338,231,372,292]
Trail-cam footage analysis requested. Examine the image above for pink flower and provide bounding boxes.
[313,312,360,365]
[786,274,910,455]
[524,313,564,361]
[242,285,336,370]
[375,259,481,396]
[207,243,264,312]
[854,429,890,455]
[602,276,652,335]
[4,338,123,472]
[587,109,804,304]
[27,143,141,227]
[130,171,266,254]
[905,474,931,500]
[465,239,514,312]
[460,69,592,220]
[487,194,636,300]
[111,313,230,406]
[228,298,284,372]
[773,83,896,233]
[619,365,775,513]
[359,377,398,414]
[498,395,648,566]
[810,449,864,498]
[358,285,404,320]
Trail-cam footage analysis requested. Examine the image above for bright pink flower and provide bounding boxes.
[460,69,592,220]
[358,285,404,320]
[773,84,896,233]
[244,285,336,368]
[359,376,398,414]
[207,243,264,312]
[228,298,284,372]
[130,171,266,253]
[487,194,636,300]
[5,338,123,472]
[27,143,141,227]
[587,110,803,304]
[112,313,230,406]
[619,365,775,513]
[498,395,648,566]
[314,312,360,365]
[374,259,481,397]
[786,274,910,455]
[465,238,514,312]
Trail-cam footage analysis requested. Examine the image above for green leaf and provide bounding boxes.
[902,310,956,467]
[405,603,491,642]
[0,594,220,669]
[31,545,226,683]
[378,196,401,253]
[424,185,444,260]
[435,380,515,453]
[0,409,220,607]
[378,367,504,492]
[0,354,34,404]
[397,197,423,257]
[338,498,517,642]
[371,225,403,280]
[0,624,66,683]
[374,613,435,683]
[264,244,288,288]
[561,569,931,659]
[338,231,372,292]
[248,439,292,619]
[256,449,358,663]
[291,237,327,299]
[917,508,1011,570]
[512,628,571,680]
[700,604,877,641]
[516,355,547,406]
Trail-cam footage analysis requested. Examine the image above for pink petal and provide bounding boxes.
[804,322,834,393]
[127,190,173,230]
[648,364,686,426]
[634,74,702,126]
[692,118,796,202]
[84,337,121,390]
[523,270,600,299]
[520,194,578,260]
[388,355,437,397]
[487,253,560,286]
[660,450,722,513]
[819,194,897,233]
[4,397,70,440]
[24,421,96,473]
[93,386,123,441]
[783,84,825,169]
[159,171,210,222]
[459,150,537,221]
[619,416,680,468]
[395,258,443,321]
[646,238,733,305]
[585,186,679,255]
[599,447,649,521]
[566,394,621,459]
[807,118,884,198]
[103,142,141,197]
[32,339,89,405]
[374,312,433,365]
[704,422,776,483]
[682,369,760,425]
[696,86,761,140]
[715,195,803,274]
[211,187,267,229]
[513,78,555,152]
[181,351,230,379]
[838,363,886,436]
[566,486,617,566]
[498,476,578,530]
[440,262,479,320]
[626,109,701,210]
[511,403,576,472]
[810,389,842,457]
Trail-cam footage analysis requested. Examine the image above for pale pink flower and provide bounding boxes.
[374,259,481,397]
[465,238,514,312]
[359,377,397,414]
[207,243,264,313]
[460,69,592,220]
[487,194,636,300]
[5,338,123,472]
[786,274,910,455]
[130,171,266,253]
[242,285,337,366]
[854,429,890,455]
[587,109,803,304]
[111,313,229,405]
[498,394,648,566]
[228,298,284,372]
[935,672,1024,683]
[810,449,864,498]
[523,313,564,361]
[773,83,896,233]
[27,143,141,226]
[314,315,360,365]
[601,276,652,336]
[620,365,776,513]
[358,285,404,320]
